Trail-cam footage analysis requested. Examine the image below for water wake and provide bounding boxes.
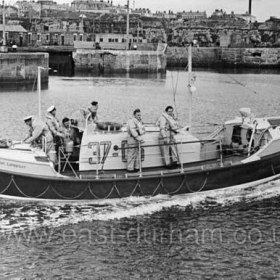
[1,175,280,233]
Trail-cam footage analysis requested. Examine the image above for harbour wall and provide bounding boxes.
[0,53,49,90]
[73,49,167,73]
[166,47,280,68]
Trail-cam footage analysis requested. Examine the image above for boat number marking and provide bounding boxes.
[88,141,112,165]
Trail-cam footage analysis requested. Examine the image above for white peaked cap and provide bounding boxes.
[47,105,56,113]
[23,115,33,122]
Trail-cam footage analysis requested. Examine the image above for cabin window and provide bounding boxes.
[121,140,128,162]
[232,126,242,145]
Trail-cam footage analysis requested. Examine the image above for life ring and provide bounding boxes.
[97,122,122,131]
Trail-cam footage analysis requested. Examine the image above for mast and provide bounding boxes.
[187,44,196,132]
[37,67,43,120]
[2,0,5,46]
[187,44,192,131]
[126,0,129,49]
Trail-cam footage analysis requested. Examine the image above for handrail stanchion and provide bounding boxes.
[180,140,184,173]
[96,150,99,179]
[58,146,61,173]
[219,138,223,167]
[139,141,143,177]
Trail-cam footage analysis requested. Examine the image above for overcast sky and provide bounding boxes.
[112,0,278,22]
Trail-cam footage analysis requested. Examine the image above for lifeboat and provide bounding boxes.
[0,108,280,200]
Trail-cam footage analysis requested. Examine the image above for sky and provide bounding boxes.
[112,0,279,22]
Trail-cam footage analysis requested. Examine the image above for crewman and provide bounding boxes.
[23,115,55,163]
[62,117,82,146]
[126,109,145,172]
[46,105,65,150]
[87,101,99,123]
[157,106,179,168]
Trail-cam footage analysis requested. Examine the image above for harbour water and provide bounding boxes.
[1,69,280,279]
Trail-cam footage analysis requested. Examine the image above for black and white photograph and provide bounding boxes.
[1,0,280,279]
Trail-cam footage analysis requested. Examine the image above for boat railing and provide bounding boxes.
[57,136,257,178]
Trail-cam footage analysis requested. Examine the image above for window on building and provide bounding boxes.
[122,38,126,43]
[109,38,112,42]
[115,38,118,42]
[28,33,32,44]
[46,34,50,41]
[37,33,41,41]
[61,35,65,45]
[73,34,77,41]
[55,34,58,39]
[100,38,103,42]
[79,34,83,41]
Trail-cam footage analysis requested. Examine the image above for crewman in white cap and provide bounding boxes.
[24,115,55,163]
[45,105,66,159]
[46,105,64,138]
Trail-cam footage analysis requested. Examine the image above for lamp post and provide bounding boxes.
[126,0,130,50]
[2,0,5,46]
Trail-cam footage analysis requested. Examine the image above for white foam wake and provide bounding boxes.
[1,175,280,233]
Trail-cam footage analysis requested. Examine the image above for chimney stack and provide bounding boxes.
[249,0,252,15]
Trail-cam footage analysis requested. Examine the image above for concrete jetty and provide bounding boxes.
[166,47,280,68]
[0,53,49,90]
[73,44,167,73]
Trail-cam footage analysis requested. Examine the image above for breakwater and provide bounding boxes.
[0,53,49,90]
[166,47,280,68]
[73,49,166,73]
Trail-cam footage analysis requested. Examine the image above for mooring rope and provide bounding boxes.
[0,176,15,194]
[130,180,144,197]
[51,185,89,200]
[12,176,52,199]
[185,174,208,193]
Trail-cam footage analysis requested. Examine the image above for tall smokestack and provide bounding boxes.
[249,0,252,15]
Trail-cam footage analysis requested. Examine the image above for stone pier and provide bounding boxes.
[166,47,280,68]
[73,49,166,73]
[0,53,49,90]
